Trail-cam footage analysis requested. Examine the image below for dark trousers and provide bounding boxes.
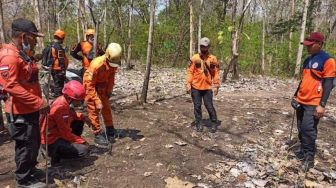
[191,88,217,123]
[51,70,66,97]
[296,105,319,160]
[47,120,89,164]
[6,111,40,184]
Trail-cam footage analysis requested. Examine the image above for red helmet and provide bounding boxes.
[62,80,85,100]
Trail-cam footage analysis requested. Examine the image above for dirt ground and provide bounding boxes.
[0,71,335,187]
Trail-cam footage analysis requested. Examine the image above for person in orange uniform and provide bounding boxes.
[51,29,69,97]
[0,18,49,188]
[186,37,220,133]
[40,80,89,166]
[292,32,335,171]
[70,29,104,76]
[83,43,122,146]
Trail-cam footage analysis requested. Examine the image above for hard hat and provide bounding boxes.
[105,43,122,67]
[85,29,95,36]
[62,80,85,100]
[54,29,65,39]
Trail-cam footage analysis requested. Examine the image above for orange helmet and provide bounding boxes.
[54,29,65,39]
[85,29,95,36]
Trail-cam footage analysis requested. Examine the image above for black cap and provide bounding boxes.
[12,18,44,37]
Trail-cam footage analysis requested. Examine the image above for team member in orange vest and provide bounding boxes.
[0,18,49,188]
[186,37,220,133]
[70,29,104,76]
[83,43,121,146]
[51,29,69,97]
[40,80,89,167]
[292,32,336,171]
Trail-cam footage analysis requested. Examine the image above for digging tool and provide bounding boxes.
[289,109,295,141]
[99,110,112,154]
[43,68,52,186]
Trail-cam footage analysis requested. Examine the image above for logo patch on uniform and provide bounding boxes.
[0,65,9,71]
[1,71,9,80]
[312,62,319,69]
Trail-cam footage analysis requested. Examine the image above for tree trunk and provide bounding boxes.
[294,0,309,78]
[79,0,87,39]
[188,0,194,58]
[140,0,155,104]
[126,0,133,69]
[197,0,203,53]
[116,0,127,60]
[261,0,266,74]
[33,0,44,49]
[103,0,107,47]
[222,0,252,81]
[288,0,295,71]
[0,0,5,43]
[77,0,81,43]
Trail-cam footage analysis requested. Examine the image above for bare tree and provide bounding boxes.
[189,0,194,58]
[294,0,309,77]
[126,0,133,69]
[57,0,70,29]
[260,0,266,74]
[77,0,81,43]
[197,0,203,53]
[103,0,107,47]
[140,0,155,104]
[288,0,295,70]
[0,0,5,43]
[33,0,44,49]
[88,3,105,56]
[222,0,252,82]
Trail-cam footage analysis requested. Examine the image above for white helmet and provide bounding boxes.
[105,43,122,67]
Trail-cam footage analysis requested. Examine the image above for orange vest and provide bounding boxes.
[80,41,94,69]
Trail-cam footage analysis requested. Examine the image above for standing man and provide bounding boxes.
[186,37,220,133]
[83,43,121,146]
[292,32,335,171]
[40,80,89,167]
[70,29,104,76]
[0,18,49,188]
[50,29,69,97]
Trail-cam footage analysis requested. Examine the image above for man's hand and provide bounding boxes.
[213,87,219,96]
[96,103,103,110]
[33,54,43,62]
[39,99,50,114]
[314,105,325,118]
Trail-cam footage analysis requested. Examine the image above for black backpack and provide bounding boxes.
[41,44,53,67]
[41,42,65,69]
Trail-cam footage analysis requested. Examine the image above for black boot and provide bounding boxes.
[94,132,109,146]
[294,149,305,161]
[195,121,203,132]
[210,120,218,133]
[302,155,314,171]
[106,127,116,137]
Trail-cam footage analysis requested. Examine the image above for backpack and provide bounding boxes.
[41,44,53,67]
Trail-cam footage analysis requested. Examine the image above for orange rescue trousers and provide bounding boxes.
[86,92,113,135]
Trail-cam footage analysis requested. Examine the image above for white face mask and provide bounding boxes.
[22,42,31,52]
[22,35,31,53]
[88,38,94,43]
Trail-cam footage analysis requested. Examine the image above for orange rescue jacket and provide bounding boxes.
[186,53,220,90]
[40,95,85,145]
[0,43,43,114]
[83,55,117,106]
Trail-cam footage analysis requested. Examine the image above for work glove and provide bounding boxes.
[291,98,300,110]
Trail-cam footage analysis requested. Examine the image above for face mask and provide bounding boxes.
[88,37,94,43]
[69,101,75,109]
[22,35,31,54]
